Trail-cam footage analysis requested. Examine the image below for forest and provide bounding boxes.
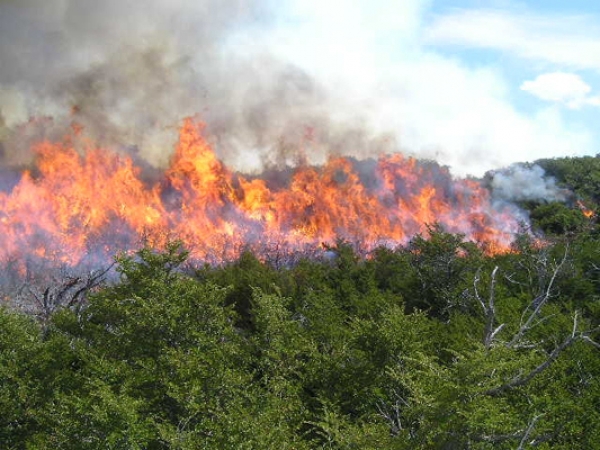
[0,155,599,449]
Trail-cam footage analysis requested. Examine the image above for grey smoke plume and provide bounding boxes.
[489,164,567,203]
[0,0,390,172]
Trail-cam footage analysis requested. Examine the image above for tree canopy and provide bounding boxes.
[0,223,598,449]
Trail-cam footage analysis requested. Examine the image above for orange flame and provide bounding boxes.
[577,200,595,219]
[0,118,524,267]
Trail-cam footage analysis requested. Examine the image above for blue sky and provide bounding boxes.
[241,0,600,175]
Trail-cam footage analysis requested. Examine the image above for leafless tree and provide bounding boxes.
[472,244,600,398]
[485,312,599,396]
[473,266,504,350]
[470,413,554,447]
[473,244,571,351]
[507,245,569,349]
[375,389,410,437]
[12,262,114,326]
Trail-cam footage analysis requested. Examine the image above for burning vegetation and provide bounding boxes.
[0,117,525,270]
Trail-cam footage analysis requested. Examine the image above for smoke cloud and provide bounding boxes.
[489,164,567,203]
[1,0,591,181]
[0,0,393,173]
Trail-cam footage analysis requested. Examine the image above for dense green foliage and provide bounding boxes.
[525,155,600,236]
[536,155,600,204]
[0,224,598,448]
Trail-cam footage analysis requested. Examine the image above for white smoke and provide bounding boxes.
[0,0,394,173]
[0,0,592,178]
[490,164,567,203]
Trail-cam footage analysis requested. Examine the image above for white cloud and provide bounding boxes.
[372,58,591,175]
[424,8,600,71]
[262,1,594,175]
[520,72,595,108]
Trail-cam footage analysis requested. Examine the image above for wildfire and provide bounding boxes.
[577,200,595,219]
[0,118,523,267]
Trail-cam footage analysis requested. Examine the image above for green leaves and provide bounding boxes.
[0,234,599,448]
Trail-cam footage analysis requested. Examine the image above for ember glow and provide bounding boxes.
[0,118,523,267]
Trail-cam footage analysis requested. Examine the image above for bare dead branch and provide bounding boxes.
[16,263,114,322]
[582,336,600,349]
[503,271,528,288]
[487,335,575,397]
[376,389,410,436]
[474,266,503,349]
[471,430,523,444]
[508,246,569,348]
[473,269,485,312]
[470,414,552,447]
[517,414,544,450]
[486,314,600,397]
